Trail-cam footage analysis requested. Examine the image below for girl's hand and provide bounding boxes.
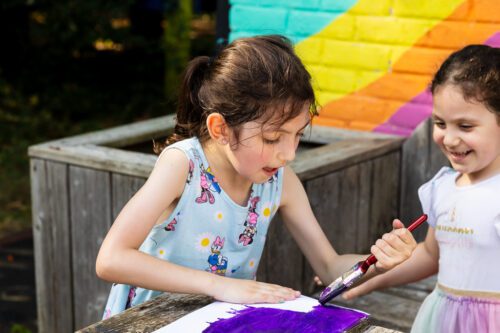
[371,219,417,273]
[210,277,301,304]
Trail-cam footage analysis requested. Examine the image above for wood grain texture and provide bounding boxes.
[69,166,113,330]
[30,159,73,333]
[399,119,448,241]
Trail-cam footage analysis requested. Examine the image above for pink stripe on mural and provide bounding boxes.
[374,90,433,136]
[375,31,500,137]
[485,32,500,47]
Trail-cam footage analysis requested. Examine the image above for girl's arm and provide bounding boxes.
[279,166,417,287]
[342,226,439,300]
[96,148,298,304]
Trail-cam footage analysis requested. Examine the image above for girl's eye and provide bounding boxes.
[433,121,445,129]
[263,137,280,145]
[459,124,473,130]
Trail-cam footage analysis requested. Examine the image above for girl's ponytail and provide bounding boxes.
[155,35,317,154]
[154,56,211,153]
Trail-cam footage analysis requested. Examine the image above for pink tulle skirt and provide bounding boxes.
[412,285,500,333]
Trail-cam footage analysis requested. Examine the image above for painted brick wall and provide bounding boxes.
[229,0,500,136]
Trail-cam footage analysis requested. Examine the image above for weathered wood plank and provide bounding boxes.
[29,114,176,149]
[111,173,146,219]
[27,145,157,179]
[355,162,372,253]
[30,159,73,333]
[368,152,400,249]
[257,214,304,291]
[69,166,113,330]
[399,119,448,241]
[291,138,403,182]
[302,169,343,294]
[75,293,214,333]
[302,125,400,145]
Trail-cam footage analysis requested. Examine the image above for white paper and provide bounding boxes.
[153,295,367,333]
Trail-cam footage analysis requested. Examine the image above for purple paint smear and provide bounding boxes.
[203,304,368,333]
[374,31,500,137]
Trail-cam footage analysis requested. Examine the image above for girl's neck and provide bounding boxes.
[456,155,500,186]
[202,139,253,206]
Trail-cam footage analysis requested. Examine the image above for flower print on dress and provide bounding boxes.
[195,232,214,253]
[207,236,228,275]
[195,164,221,204]
[260,201,273,223]
[239,195,260,246]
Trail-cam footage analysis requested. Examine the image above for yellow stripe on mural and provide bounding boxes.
[315,0,500,130]
[293,0,500,130]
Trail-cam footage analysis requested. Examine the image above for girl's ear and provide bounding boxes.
[206,113,229,144]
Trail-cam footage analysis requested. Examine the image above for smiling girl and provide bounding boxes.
[343,44,500,333]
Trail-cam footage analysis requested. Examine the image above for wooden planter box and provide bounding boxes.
[28,115,445,332]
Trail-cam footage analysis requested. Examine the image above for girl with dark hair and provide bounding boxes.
[343,44,500,332]
[96,35,417,318]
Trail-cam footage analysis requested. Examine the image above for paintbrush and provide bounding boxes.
[318,214,428,305]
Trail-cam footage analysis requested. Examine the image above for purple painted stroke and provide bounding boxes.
[203,305,367,333]
[374,32,500,137]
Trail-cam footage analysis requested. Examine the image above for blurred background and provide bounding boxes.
[0,1,226,331]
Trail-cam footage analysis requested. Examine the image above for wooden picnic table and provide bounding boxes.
[76,293,402,333]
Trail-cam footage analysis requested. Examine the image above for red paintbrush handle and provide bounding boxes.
[361,214,428,271]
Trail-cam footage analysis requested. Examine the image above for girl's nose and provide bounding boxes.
[277,140,297,163]
[443,131,460,147]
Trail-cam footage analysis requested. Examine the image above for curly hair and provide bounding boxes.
[431,44,500,120]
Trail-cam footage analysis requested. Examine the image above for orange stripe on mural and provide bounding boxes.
[315,1,500,130]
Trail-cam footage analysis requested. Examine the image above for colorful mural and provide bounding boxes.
[229,0,500,136]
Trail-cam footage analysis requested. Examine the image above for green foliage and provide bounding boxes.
[0,1,214,238]
[9,323,32,333]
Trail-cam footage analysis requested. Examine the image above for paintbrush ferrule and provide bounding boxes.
[319,261,364,304]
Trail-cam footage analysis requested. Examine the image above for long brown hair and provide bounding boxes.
[155,35,317,153]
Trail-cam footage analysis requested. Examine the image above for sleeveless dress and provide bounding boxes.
[411,167,500,333]
[102,137,284,319]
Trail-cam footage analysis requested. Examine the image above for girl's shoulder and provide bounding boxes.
[418,166,456,197]
[425,166,456,186]
[418,166,456,227]
[157,137,201,163]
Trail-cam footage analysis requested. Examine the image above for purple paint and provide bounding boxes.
[203,304,368,333]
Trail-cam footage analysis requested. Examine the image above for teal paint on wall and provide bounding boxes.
[229,0,358,44]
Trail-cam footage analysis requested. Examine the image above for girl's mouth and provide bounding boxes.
[448,149,472,161]
[263,167,278,175]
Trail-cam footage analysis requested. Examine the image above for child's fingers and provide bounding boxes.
[370,244,393,269]
[392,227,418,247]
[314,276,323,286]
[391,219,418,246]
[256,282,301,302]
[382,232,413,257]
[392,218,405,229]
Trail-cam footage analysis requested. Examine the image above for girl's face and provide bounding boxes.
[227,106,311,184]
[432,84,500,184]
